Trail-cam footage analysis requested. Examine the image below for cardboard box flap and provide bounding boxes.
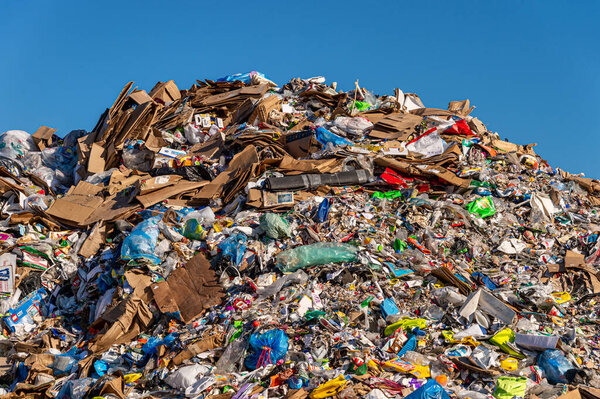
[32,126,57,150]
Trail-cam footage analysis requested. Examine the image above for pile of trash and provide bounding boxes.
[0,71,599,399]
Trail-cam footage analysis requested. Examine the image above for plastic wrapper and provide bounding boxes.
[277,242,358,272]
[466,196,496,218]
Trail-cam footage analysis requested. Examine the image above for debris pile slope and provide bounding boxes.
[0,71,599,399]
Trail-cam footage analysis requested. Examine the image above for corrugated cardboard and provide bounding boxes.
[151,253,224,323]
[369,113,423,140]
[32,126,57,151]
[149,80,181,103]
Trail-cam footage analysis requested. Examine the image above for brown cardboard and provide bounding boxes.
[128,89,153,105]
[369,113,423,140]
[277,155,341,175]
[137,180,206,208]
[124,270,154,303]
[151,253,224,323]
[565,250,586,268]
[447,99,474,116]
[89,297,153,353]
[149,80,181,103]
[194,145,258,201]
[375,157,471,188]
[173,332,225,365]
[32,126,57,151]
[78,222,107,258]
[46,194,104,226]
[139,175,182,195]
[248,95,281,125]
[88,142,107,174]
[99,377,127,399]
[283,130,320,158]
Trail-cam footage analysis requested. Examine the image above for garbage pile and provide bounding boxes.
[0,71,599,399]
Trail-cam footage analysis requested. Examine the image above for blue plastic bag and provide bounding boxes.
[217,71,266,84]
[315,127,351,147]
[244,329,289,370]
[315,198,331,223]
[405,379,451,399]
[218,232,247,265]
[538,349,576,384]
[471,272,498,290]
[121,215,162,264]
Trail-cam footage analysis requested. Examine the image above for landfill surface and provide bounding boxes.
[0,71,599,399]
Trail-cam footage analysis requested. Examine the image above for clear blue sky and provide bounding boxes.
[1,1,598,177]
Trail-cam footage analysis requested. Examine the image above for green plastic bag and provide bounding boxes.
[259,213,291,239]
[372,190,403,199]
[277,242,358,273]
[353,100,372,111]
[466,196,496,218]
[493,377,527,399]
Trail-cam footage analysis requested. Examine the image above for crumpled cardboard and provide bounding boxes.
[89,296,153,353]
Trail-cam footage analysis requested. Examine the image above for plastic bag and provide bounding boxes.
[276,242,358,273]
[218,232,247,265]
[121,215,162,264]
[405,379,450,399]
[333,116,373,136]
[537,349,576,384]
[406,130,445,158]
[122,145,154,172]
[310,375,348,399]
[466,197,496,218]
[183,219,207,240]
[0,130,36,159]
[165,364,210,390]
[260,213,290,239]
[315,127,352,147]
[315,198,331,223]
[493,376,527,399]
[244,329,288,370]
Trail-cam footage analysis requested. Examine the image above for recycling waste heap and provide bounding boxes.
[0,71,599,399]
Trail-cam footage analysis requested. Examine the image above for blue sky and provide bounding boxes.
[1,1,598,176]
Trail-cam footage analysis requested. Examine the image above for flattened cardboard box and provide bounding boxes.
[151,253,224,323]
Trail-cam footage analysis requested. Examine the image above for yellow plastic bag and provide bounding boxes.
[309,375,348,399]
[489,328,525,359]
[499,356,519,371]
[551,291,571,304]
[384,318,427,336]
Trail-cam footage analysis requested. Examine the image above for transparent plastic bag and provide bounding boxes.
[537,349,576,384]
[0,130,36,158]
[122,146,154,172]
[276,242,358,273]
